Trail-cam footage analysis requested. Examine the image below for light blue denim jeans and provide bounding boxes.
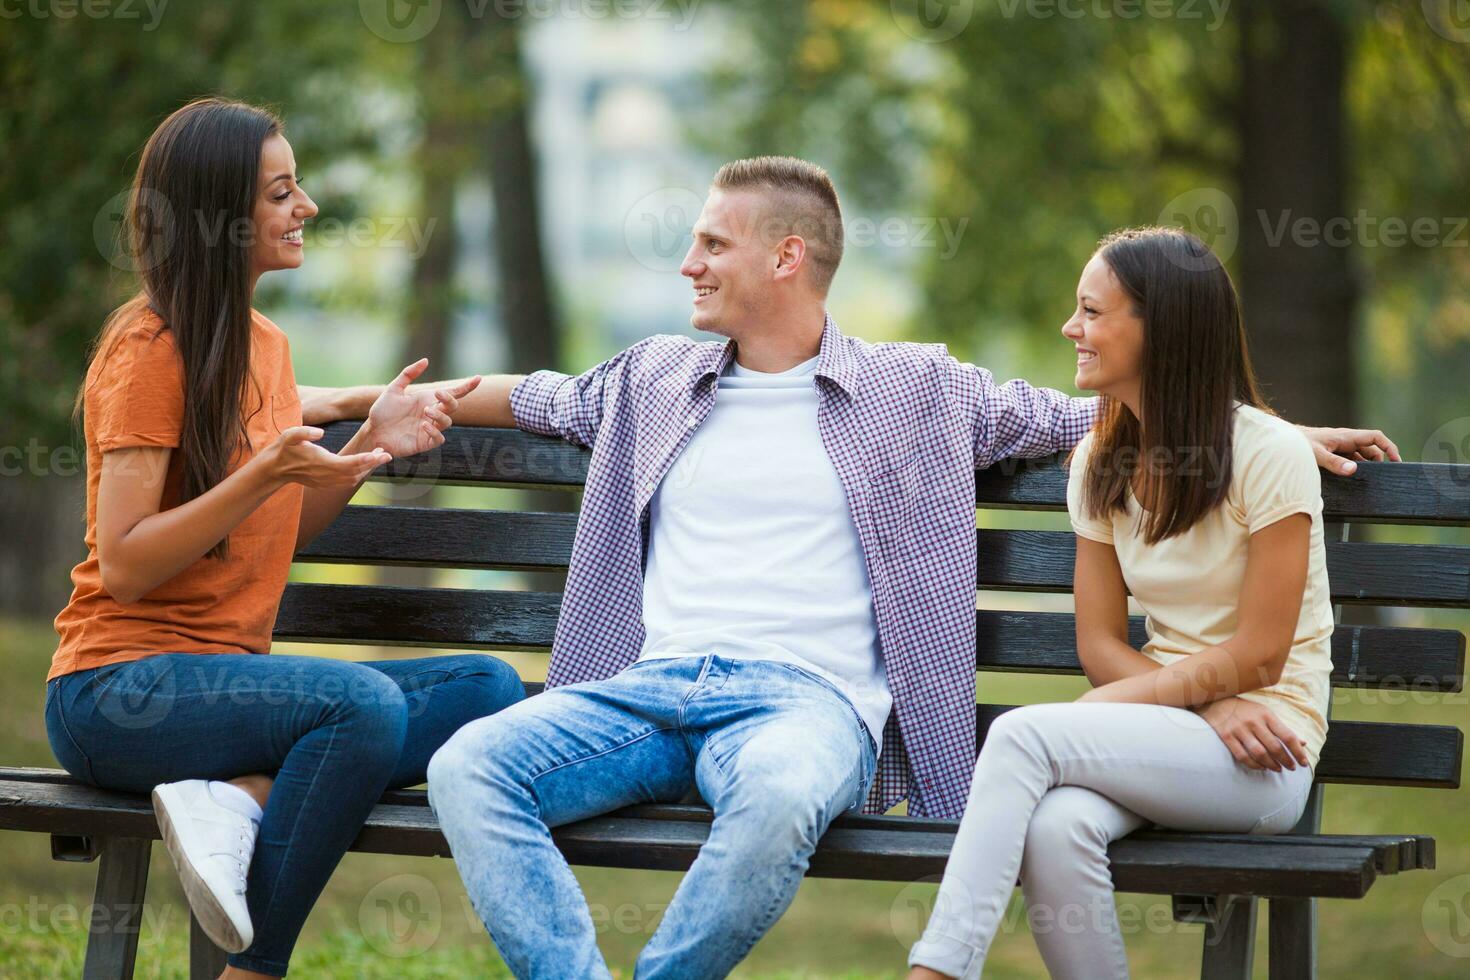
[426,653,877,979]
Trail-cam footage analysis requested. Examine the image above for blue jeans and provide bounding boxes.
[426,653,878,980]
[45,652,525,977]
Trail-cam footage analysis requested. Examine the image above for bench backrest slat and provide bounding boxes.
[273,584,1465,692]
[299,423,1468,794]
[299,506,1470,608]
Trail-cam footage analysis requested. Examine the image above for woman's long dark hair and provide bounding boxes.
[1076,226,1270,543]
[78,98,282,559]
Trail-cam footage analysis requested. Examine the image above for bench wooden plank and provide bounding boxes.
[315,425,1470,527]
[974,612,1465,692]
[294,507,1470,608]
[975,453,1470,526]
[320,423,589,489]
[0,768,1431,876]
[0,777,1381,899]
[273,584,1466,692]
[975,705,1463,789]
[274,584,560,650]
[300,507,576,571]
[976,530,1470,608]
[0,769,1428,877]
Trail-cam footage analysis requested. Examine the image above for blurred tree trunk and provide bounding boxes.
[1237,0,1380,629]
[1237,0,1358,427]
[0,474,85,620]
[477,15,571,595]
[381,13,467,592]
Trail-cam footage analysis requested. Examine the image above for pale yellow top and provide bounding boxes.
[1066,405,1334,768]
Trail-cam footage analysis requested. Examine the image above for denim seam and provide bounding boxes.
[47,680,99,785]
[251,717,341,961]
[228,951,291,976]
[674,655,716,770]
[524,725,683,787]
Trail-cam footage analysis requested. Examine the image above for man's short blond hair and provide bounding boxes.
[711,156,844,295]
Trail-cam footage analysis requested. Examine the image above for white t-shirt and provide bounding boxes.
[1066,404,1334,767]
[636,354,891,754]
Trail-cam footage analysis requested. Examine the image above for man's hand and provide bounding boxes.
[364,358,482,459]
[1298,425,1401,477]
[1197,696,1309,772]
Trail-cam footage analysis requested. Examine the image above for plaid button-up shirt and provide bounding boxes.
[510,315,1098,819]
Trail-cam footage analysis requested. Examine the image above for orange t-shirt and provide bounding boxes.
[49,307,304,681]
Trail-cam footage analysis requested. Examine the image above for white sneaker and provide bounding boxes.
[152,779,256,953]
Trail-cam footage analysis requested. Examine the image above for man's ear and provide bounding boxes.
[773,235,807,283]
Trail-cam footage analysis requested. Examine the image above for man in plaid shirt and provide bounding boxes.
[369,157,1391,979]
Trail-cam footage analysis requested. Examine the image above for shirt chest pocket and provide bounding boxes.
[270,390,302,434]
[245,390,301,453]
[867,453,924,555]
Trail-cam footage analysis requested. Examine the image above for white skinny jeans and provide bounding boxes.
[909,702,1314,979]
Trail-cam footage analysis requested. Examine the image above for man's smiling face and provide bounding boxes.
[679,188,776,339]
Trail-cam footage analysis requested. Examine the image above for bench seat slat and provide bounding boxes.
[0,766,1431,878]
[0,776,1382,898]
[274,584,1466,692]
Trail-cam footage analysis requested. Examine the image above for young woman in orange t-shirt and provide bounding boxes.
[46,98,524,979]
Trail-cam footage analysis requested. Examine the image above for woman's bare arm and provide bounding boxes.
[1072,535,1161,685]
[1079,513,1311,708]
[96,433,386,605]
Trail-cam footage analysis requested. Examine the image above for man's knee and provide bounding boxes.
[427,714,516,795]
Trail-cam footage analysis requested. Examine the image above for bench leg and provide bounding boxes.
[1269,898,1316,979]
[80,836,151,980]
[190,911,231,979]
[1196,895,1257,980]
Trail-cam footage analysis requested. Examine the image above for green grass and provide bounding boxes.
[3,613,1467,978]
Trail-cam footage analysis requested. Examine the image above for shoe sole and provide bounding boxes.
[152,786,251,953]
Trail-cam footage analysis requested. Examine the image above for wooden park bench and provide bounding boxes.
[2,422,1465,978]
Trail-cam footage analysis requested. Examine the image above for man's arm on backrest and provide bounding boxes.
[939,354,1101,470]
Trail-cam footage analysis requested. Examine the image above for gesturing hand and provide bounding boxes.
[366,358,483,459]
[267,426,390,489]
[1197,697,1309,773]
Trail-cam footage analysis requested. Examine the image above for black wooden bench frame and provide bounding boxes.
[3,423,1464,979]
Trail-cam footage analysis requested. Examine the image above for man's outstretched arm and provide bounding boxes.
[940,355,1403,477]
[300,375,524,428]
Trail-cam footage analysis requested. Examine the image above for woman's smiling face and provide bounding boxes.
[249,133,317,282]
[1061,252,1146,408]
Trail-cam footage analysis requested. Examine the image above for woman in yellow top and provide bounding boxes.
[908,227,1344,980]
